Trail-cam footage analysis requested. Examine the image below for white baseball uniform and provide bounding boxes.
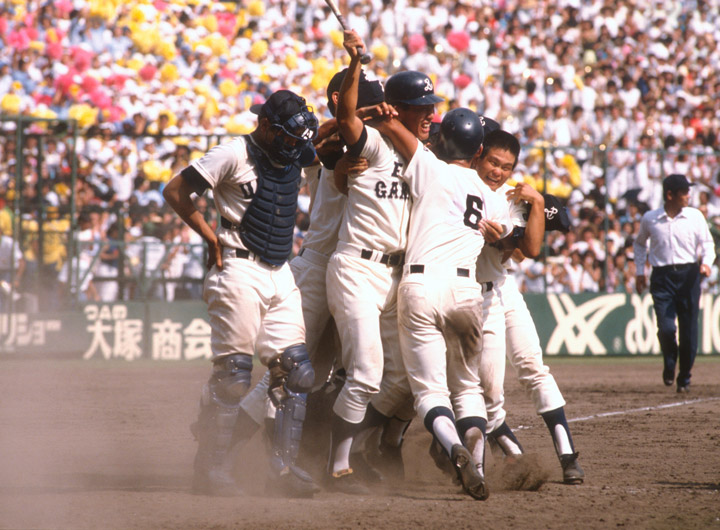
[398,141,512,421]
[326,125,412,424]
[191,137,305,365]
[241,164,346,424]
[475,183,566,434]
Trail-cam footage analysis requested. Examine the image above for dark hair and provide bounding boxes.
[479,130,521,168]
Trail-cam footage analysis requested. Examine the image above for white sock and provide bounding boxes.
[463,426,485,472]
[553,425,573,455]
[331,437,353,475]
[432,416,462,455]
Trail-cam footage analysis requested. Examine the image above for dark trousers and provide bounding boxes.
[650,263,701,387]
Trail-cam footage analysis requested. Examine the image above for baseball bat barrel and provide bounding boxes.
[324,0,372,64]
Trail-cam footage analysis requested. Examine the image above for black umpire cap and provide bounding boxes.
[663,173,694,193]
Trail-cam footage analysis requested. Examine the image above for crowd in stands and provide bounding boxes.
[1,0,720,307]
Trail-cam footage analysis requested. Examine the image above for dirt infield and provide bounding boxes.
[1,356,719,530]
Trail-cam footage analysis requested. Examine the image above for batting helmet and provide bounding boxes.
[478,115,501,140]
[384,71,443,106]
[433,108,484,161]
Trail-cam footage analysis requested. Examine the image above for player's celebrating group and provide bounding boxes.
[164,28,584,501]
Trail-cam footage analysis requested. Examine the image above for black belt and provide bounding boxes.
[653,262,697,272]
[235,249,253,259]
[409,264,470,277]
[483,281,493,292]
[360,248,404,267]
[221,216,239,230]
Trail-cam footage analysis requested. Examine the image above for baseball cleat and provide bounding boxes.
[350,452,385,484]
[429,438,458,482]
[677,384,690,394]
[450,444,489,500]
[272,465,319,498]
[325,468,371,495]
[662,369,674,387]
[192,470,242,497]
[374,441,405,482]
[560,452,585,484]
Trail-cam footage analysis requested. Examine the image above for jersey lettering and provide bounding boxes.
[239,182,255,199]
[463,195,484,228]
[375,180,410,200]
[391,161,403,177]
[388,181,400,199]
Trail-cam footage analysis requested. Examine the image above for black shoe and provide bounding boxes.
[677,384,690,394]
[270,465,319,498]
[663,369,674,387]
[192,470,242,497]
[350,452,384,484]
[325,469,371,495]
[374,441,405,482]
[450,444,489,500]
[429,438,458,482]
[560,452,585,485]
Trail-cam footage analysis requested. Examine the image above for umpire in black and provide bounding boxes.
[634,174,715,393]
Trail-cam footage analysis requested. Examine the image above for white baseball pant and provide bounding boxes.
[397,265,486,422]
[326,251,409,424]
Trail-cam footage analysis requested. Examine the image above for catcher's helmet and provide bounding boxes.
[434,107,484,161]
[250,90,319,165]
[384,71,443,106]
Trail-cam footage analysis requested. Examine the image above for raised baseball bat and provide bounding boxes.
[324,0,372,64]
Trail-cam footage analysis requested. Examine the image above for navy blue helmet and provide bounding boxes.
[433,107,485,161]
[384,71,443,106]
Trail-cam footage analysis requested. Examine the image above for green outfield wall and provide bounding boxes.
[3,293,720,359]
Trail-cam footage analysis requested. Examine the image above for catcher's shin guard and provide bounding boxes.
[267,345,318,497]
[192,354,253,496]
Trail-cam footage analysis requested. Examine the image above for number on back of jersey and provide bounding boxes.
[463,195,484,228]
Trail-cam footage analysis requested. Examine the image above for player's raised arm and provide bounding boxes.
[336,30,367,146]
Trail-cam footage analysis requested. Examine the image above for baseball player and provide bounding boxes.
[324,30,442,494]
[162,89,320,498]
[227,69,388,467]
[473,129,585,484]
[372,105,514,500]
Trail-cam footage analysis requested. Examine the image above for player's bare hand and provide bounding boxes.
[478,219,504,243]
[507,182,543,205]
[336,154,368,176]
[635,274,647,294]
[342,30,366,59]
[314,119,339,145]
[314,131,344,157]
[207,238,223,270]
[700,264,711,277]
[358,103,398,121]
